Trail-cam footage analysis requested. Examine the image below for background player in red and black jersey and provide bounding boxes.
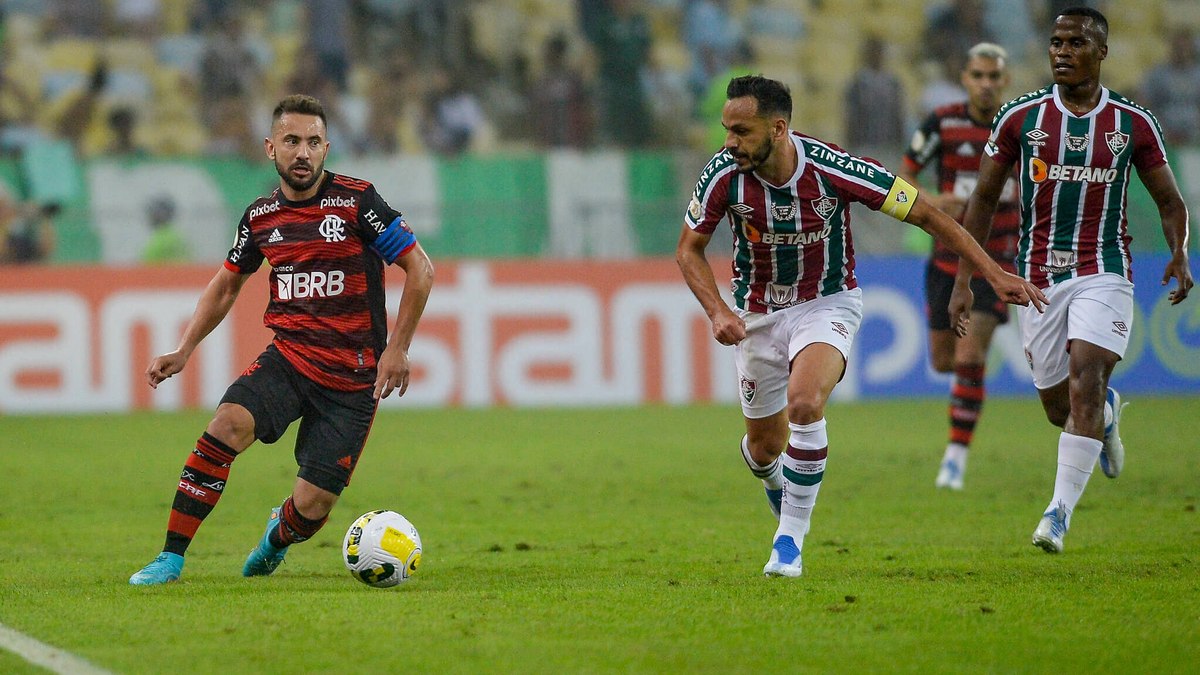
[900,42,1015,491]
[130,95,434,585]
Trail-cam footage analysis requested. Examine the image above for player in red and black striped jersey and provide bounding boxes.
[952,8,1193,553]
[900,43,1017,491]
[130,94,434,585]
[677,75,1045,578]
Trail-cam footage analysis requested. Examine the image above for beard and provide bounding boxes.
[276,158,322,193]
[733,140,772,173]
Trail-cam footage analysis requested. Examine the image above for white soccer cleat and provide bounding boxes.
[935,457,964,491]
[1100,387,1127,479]
[1031,501,1068,554]
[762,534,803,577]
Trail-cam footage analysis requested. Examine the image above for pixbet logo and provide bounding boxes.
[276,270,345,300]
[320,195,356,210]
[249,201,280,219]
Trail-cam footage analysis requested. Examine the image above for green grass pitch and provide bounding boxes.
[1,398,1198,673]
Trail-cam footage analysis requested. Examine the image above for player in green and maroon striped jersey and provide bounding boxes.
[951,7,1194,554]
[677,75,1045,577]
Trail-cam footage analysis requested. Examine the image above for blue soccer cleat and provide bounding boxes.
[765,488,783,519]
[1099,387,1127,479]
[762,534,803,577]
[1032,501,1068,554]
[129,552,184,585]
[242,506,289,577]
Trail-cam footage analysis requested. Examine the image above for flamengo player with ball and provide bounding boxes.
[129,94,434,585]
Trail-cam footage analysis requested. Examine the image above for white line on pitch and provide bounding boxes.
[0,621,113,675]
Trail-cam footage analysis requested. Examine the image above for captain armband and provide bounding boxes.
[881,176,918,222]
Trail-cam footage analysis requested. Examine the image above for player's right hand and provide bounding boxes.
[147,351,188,388]
[711,308,746,346]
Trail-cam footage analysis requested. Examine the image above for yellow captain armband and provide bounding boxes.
[881,176,918,222]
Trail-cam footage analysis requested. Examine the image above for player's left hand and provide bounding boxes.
[1162,255,1194,305]
[373,346,411,400]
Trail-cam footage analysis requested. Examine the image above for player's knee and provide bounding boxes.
[786,394,825,425]
[206,403,256,450]
[930,352,954,373]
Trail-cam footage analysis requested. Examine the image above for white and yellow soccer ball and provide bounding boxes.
[342,510,422,588]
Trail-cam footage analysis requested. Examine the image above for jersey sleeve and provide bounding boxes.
[224,212,263,274]
[684,153,735,235]
[1131,111,1169,173]
[804,139,916,218]
[902,111,942,175]
[358,185,417,263]
[984,111,1021,166]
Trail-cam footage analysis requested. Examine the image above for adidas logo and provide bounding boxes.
[268,229,283,243]
[337,456,353,470]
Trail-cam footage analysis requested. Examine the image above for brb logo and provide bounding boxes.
[277,270,345,300]
[320,215,347,242]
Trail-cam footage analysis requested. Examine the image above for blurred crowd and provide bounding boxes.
[0,0,1196,264]
[0,0,1196,162]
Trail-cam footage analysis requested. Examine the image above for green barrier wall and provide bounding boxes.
[21,148,1200,264]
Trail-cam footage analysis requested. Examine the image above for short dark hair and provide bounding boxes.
[726,75,792,122]
[1057,6,1108,45]
[272,94,327,128]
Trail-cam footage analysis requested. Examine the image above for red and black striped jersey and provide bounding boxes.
[686,131,917,313]
[986,85,1168,288]
[903,101,1020,275]
[225,172,417,391]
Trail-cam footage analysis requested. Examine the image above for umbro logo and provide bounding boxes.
[268,229,283,243]
[1112,321,1128,338]
[729,203,755,216]
[1026,128,1049,146]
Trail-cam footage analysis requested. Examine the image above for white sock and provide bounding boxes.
[740,435,783,490]
[776,419,828,544]
[943,442,968,467]
[1049,432,1102,527]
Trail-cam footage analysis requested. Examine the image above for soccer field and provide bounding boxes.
[1,398,1198,673]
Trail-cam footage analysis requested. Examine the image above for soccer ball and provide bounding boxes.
[342,510,422,588]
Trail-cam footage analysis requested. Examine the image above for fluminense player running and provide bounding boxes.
[950,7,1193,553]
[900,42,1018,491]
[129,94,434,585]
[676,75,1046,578]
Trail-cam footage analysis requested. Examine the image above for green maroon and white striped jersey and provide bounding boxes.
[685,131,917,313]
[985,84,1169,288]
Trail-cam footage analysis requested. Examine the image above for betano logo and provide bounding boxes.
[276,270,345,300]
[1029,158,1118,184]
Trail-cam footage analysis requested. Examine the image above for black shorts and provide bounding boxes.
[925,261,1010,331]
[220,344,378,495]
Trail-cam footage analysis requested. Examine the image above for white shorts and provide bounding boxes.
[1018,273,1134,390]
[734,288,863,419]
